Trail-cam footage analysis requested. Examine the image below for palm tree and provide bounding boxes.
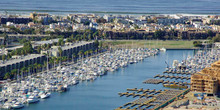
[20,67,25,78]
[72,53,76,63]
[4,72,11,79]
[89,49,93,56]
[2,54,6,62]
[37,64,42,72]
[28,64,33,73]
[34,63,38,73]
[58,47,62,57]
[84,51,87,58]
[78,50,84,64]
[43,61,47,71]
[78,50,84,59]
[24,67,28,76]
[11,69,17,79]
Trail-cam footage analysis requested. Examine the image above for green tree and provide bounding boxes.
[154,30,165,40]
[57,38,64,46]
[4,72,11,79]
[2,54,6,61]
[212,34,220,42]
[34,63,38,73]
[66,38,71,43]
[72,53,76,63]
[37,64,42,72]
[11,69,17,78]
[207,30,215,37]
[23,41,33,54]
[89,49,93,56]
[78,50,84,59]
[58,47,63,57]
[94,40,99,49]
[193,41,203,47]
[37,46,41,53]
[93,31,99,40]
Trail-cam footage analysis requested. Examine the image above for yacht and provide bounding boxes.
[27,95,39,103]
[11,102,24,109]
[40,92,51,99]
[2,102,11,109]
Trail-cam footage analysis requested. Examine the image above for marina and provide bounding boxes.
[0,0,220,109]
[0,48,159,109]
[1,48,219,110]
[116,48,220,110]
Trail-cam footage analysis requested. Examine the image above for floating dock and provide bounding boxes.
[116,89,190,110]
[143,79,190,85]
[163,71,193,75]
[154,74,191,80]
[143,79,164,84]
[118,88,162,98]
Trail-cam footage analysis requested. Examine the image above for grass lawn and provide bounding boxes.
[103,40,195,49]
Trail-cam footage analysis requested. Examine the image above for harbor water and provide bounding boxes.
[20,49,194,110]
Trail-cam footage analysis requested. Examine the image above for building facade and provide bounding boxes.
[191,60,220,94]
[0,17,32,24]
[0,54,46,79]
[46,41,95,57]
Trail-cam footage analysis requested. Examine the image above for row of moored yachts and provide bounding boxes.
[166,49,220,74]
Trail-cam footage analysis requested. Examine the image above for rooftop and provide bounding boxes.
[0,54,45,67]
[49,41,94,52]
[8,34,50,37]
[33,38,66,45]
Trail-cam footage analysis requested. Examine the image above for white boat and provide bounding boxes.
[40,92,51,99]
[160,47,166,52]
[72,80,79,85]
[2,102,11,109]
[27,95,39,103]
[11,102,24,109]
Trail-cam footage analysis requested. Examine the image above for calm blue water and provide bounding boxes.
[0,0,220,14]
[21,49,194,110]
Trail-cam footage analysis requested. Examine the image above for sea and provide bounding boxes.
[0,0,220,15]
[21,49,194,110]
